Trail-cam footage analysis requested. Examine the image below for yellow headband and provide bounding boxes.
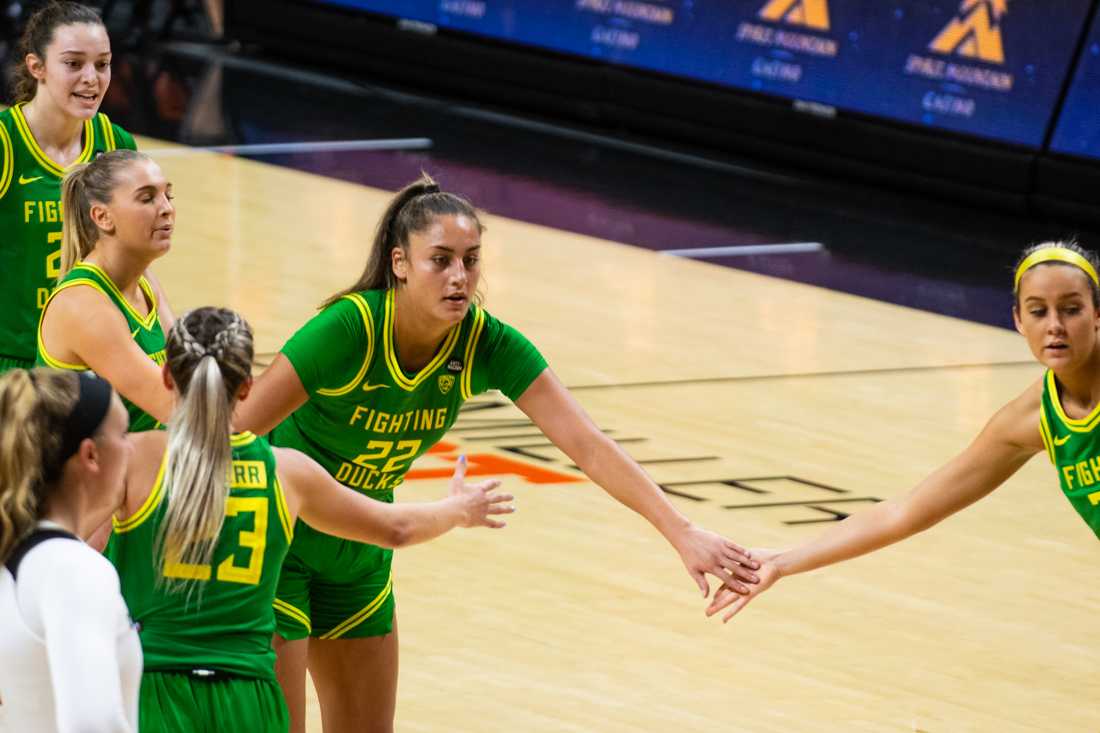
[1014,247,1100,292]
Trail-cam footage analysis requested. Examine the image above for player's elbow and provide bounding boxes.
[380,518,413,549]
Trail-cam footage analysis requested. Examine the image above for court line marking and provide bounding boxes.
[146,138,433,156]
[662,242,824,258]
[566,360,1036,391]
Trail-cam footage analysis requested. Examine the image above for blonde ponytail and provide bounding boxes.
[0,370,79,563]
[59,150,151,278]
[158,309,254,589]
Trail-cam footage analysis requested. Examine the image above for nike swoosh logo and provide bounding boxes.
[1054,434,1071,446]
[130,327,140,339]
[362,382,389,392]
[19,175,42,185]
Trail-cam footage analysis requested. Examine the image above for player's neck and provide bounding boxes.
[21,95,86,165]
[1053,347,1100,411]
[40,487,101,542]
[83,248,151,308]
[393,289,452,372]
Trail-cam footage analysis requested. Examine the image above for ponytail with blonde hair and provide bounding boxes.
[0,370,79,563]
[59,149,151,278]
[157,308,254,587]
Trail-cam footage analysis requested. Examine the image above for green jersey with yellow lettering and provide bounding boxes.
[270,288,546,640]
[36,262,165,432]
[1038,370,1100,540]
[105,432,295,679]
[0,104,135,368]
[272,288,547,501]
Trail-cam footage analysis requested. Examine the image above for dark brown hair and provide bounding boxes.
[10,2,105,104]
[1013,240,1100,308]
[322,173,483,308]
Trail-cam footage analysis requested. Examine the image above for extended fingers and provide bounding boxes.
[706,587,740,616]
[709,567,750,595]
[725,543,759,570]
[450,454,468,484]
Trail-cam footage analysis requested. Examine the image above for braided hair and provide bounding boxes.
[157,308,254,591]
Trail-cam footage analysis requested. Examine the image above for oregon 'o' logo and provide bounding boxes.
[929,0,1006,64]
[758,0,830,31]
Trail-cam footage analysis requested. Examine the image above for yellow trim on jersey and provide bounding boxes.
[114,453,169,533]
[73,263,159,330]
[231,431,257,448]
[1038,409,1056,465]
[98,113,117,151]
[11,103,94,177]
[273,477,294,543]
[318,573,393,640]
[273,598,312,633]
[317,293,376,397]
[382,289,460,392]
[459,306,485,401]
[0,124,13,200]
[36,278,105,370]
[1046,370,1100,433]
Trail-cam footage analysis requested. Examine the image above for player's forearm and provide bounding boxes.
[774,497,918,577]
[383,496,467,548]
[574,432,690,540]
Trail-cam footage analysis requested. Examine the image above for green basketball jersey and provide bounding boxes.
[36,262,166,432]
[271,288,547,502]
[105,433,294,679]
[1037,370,1100,540]
[0,104,135,362]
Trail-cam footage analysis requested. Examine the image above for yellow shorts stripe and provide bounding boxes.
[319,574,393,640]
[273,598,312,634]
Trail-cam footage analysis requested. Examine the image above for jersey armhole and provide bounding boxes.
[1038,408,1056,465]
[0,124,13,200]
[316,293,376,397]
[459,306,486,401]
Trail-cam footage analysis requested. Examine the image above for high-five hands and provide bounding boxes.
[705,549,783,622]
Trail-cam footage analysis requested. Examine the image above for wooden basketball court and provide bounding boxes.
[144,137,1098,732]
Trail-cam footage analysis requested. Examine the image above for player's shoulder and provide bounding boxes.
[20,536,116,587]
[94,112,136,151]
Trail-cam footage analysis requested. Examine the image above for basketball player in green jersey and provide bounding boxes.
[236,175,761,733]
[707,240,1100,622]
[108,307,513,732]
[0,2,138,374]
[37,149,175,433]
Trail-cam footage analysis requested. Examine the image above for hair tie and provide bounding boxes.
[1014,247,1100,292]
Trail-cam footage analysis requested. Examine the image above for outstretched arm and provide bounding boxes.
[515,369,759,596]
[707,383,1045,621]
[276,450,513,548]
[235,354,308,436]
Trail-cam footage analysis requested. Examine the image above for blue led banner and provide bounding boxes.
[309,1,1093,149]
[1051,11,1100,161]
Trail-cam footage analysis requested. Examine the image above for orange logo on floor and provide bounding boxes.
[929,0,1006,64]
[405,441,583,485]
[758,0,830,31]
